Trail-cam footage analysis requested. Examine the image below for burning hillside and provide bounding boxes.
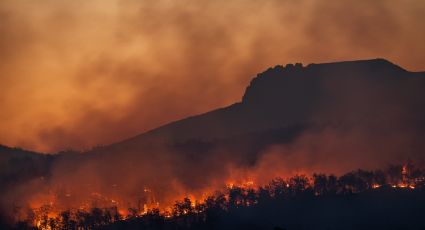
[1,59,425,229]
[7,163,425,230]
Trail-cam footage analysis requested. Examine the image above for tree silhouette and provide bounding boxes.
[8,164,425,230]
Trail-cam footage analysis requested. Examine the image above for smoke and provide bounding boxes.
[4,113,424,222]
[1,0,425,152]
[5,121,423,223]
[1,0,425,224]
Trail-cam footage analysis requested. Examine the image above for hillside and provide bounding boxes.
[102,58,425,154]
[1,59,425,223]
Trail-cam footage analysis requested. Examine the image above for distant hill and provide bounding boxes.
[0,145,54,195]
[99,58,425,155]
[5,58,424,157]
[1,59,425,216]
[0,144,39,157]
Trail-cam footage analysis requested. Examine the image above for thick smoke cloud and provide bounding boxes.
[1,0,425,152]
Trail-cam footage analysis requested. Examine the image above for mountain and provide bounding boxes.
[4,58,425,157]
[0,145,42,158]
[0,145,54,194]
[103,58,425,153]
[1,58,425,213]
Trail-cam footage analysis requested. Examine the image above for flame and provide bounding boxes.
[226,180,255,189]
[14,163,424,229]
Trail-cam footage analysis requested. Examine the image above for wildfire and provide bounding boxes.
[226,180,255,189]
[13,162,425,230]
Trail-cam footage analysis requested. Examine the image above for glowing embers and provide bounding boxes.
[16,162,425,229]
[226,180,255,189]
[25,186,162,230]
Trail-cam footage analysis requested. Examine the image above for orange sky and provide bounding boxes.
[1,0,425,153]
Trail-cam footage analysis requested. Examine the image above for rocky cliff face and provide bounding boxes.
[240,58,425,125]
[112,59,425,148]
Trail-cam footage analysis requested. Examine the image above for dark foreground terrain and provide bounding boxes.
[99,188,425,230]
[3,165,425,230]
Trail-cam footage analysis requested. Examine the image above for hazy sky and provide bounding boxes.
[1,0,425,153]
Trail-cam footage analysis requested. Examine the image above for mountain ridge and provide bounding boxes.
[109,58,425,152]
[1,58,424,155]
[1,58,425,214]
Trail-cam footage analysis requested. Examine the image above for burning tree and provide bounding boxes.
[4,162,425,230]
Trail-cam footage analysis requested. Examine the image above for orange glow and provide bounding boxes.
[9,160,421,230]
[22,162,423,229]
[372,184,381,189]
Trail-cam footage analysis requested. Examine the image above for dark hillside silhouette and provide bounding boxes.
[0,145,54,194]
[83,58,425,178]
[114,58,425,147]
[1,59,425,230]
[4,164,425,230]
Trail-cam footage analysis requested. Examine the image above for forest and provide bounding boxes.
[2,163,425,230]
